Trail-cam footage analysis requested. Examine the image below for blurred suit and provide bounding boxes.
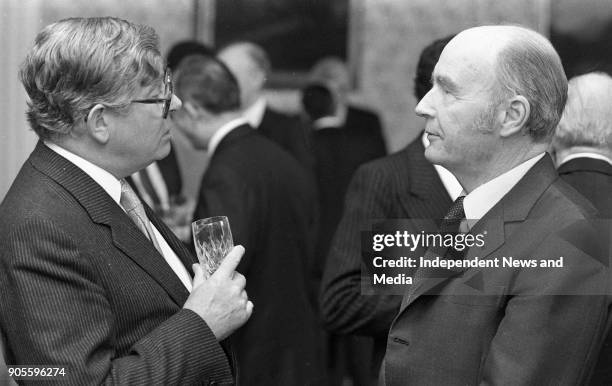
[194,124,323,385]
[320,138,453,383]
[561,157,612,386]
[557,157,612,218]
[259,107,314,170]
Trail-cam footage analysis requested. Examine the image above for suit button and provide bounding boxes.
[392,336,410,346]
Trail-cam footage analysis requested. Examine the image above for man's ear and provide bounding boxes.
[85,104,110,144]
[499,95,530,137]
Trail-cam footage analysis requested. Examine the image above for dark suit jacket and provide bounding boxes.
[313,106,387,282]
[258,107,314,170]
[157,142,183,197]
[319,139,452,379]
[558,157,612,218]
[383,155,609,385]
[194,124,322,385]
[558,157,612,386]
[320,138,451,335]
[0,142,232,385]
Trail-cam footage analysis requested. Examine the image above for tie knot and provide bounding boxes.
[444,195,466,222]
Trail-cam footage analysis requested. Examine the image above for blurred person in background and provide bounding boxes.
[552,71,612,218]
[172,54,323,385]
[551,72,612,386]
[317,35,456,386]
[218,41,314,169]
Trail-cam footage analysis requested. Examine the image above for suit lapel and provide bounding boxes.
[398,155,558,313]
[30,142,191,306]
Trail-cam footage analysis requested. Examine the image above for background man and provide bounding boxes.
[0,17,251,385]
[172,54,323,385]
[551,72,612,385]
[319,35,457,386]
[383,25,609,385]
[552,71,612,218]
[218,41,313,169]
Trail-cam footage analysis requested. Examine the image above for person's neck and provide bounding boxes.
[454,143,547,193]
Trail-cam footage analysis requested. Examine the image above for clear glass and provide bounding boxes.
[192,216,234,277]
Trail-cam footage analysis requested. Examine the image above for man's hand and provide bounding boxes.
[184,246,253,340]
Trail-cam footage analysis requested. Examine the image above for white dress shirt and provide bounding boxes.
[242,97,267,129]
[44,141,193,291]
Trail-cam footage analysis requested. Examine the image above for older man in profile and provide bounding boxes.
[382,25,610,385]
[0,17,251,385]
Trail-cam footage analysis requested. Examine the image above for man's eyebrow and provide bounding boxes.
[432,74,458,93]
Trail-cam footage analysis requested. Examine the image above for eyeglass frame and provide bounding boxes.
[130,67,173,119]
[84,67,174,122]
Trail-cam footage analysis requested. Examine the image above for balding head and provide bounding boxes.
[218,42,270,108]
[454,26,567,141]
[416,25,567,189]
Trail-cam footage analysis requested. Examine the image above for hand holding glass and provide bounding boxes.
[192,216,234,277]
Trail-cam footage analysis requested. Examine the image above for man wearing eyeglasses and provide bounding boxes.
[0,17,251,385]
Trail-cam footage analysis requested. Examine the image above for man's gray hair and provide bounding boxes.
[495,27,568,142]
[554,72,612,149]
[20,17,164,140]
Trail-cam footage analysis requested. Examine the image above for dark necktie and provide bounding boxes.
[440,195,466,260]
[120,179,163,254]
[441,195,466,233]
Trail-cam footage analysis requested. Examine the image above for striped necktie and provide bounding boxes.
[120,179,163,254]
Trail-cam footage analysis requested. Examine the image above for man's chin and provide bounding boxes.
[156,139,172,160]
[424,146,444,165]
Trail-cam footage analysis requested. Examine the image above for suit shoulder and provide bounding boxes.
[527,177,599,224]
[356,148,410,177]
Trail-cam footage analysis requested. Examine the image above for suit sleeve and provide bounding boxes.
[320,164,401,336]
[480,226,610,385]
[1,218,232,386]
[194,165,258,273]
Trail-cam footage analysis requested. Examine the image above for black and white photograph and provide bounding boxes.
[1,0,611,385]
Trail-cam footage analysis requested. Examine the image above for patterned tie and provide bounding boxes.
[441,195,466,233]
[440,195,466,260]
[120,179,163,254]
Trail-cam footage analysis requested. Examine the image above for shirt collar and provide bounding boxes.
[463,153,546,229]
[207,117,249,156]
[313,115,345,130]
[558,152,612,167]
[44,141,122,205]
[421,132,463,200]
[242,97,267,128]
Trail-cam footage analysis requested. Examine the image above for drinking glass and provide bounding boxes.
[192,216,234,277]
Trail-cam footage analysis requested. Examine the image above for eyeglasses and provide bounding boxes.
[131,67,174,119]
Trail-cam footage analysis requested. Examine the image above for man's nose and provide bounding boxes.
[415,89,434,118]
